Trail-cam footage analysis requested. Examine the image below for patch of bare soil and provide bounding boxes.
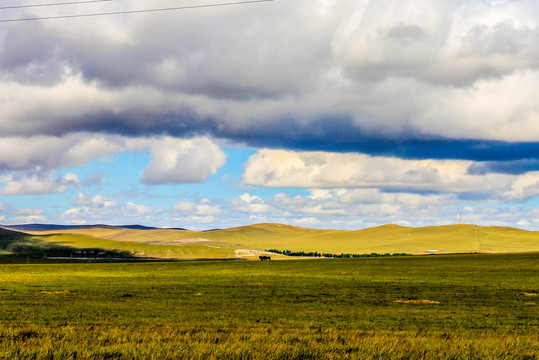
[234,249,273,257]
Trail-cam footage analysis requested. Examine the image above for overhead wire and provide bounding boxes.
[0,0,114,11]
[0,0,275,23]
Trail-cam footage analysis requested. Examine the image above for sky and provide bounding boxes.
[0,0,538,230]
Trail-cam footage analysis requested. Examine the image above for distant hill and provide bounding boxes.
[4,224,118,231]
[0,227,29,243]
[2,223,538,259]
[3,224,187,231]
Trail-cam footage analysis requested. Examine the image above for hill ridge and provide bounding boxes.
[4,222,539,234]
[2,222,537,259]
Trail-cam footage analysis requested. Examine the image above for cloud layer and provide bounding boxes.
[0,0,538,161]
[230,189,539,230]
[243,149,539,202]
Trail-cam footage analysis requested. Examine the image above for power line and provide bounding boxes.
[0,0,274,23]
[0,0,113,11]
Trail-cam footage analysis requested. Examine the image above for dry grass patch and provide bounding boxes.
[517,292,537,297]
[2,277,50,281]
[393,299,441,304]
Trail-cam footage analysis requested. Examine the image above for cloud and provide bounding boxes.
[0,133,226,188]
[72,192,117,208]
[244,149,502,192]
[83,171,105,186]
[5,215,47,224]
[169,198,222,225]
[0,201,47,224]
[228,189,538,230]
[231,189,451,223]
[243,149,539,202]
[467,159,539,175]
[332,0,539,86]
[0,0,537,163]
[268,190,449,219]
[142,137,225,184]
[231,193,273,214]
[0,133,124,172]
[502,172,539,202]
[13,208,45,216]
[527,208,539,225]
[0,171,80,195]
[62,193,153,223]
[171,199,221,217]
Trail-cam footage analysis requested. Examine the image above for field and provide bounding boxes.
[0,253,537,359]
[6,222,539,260]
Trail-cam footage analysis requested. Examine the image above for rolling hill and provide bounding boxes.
[1,223,537,259]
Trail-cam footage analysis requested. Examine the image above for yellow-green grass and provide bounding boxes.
[20,223,539,259]
[0,253,537,359]
[0,228,240,259]
[204,223,539,254]
[14,228,288,260]
[37,233,239,259]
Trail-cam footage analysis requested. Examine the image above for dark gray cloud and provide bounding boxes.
[467,159,539,175]
[33,112,539,162]
[1,0,538,167]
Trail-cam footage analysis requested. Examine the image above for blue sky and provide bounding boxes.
[1,0,538,230]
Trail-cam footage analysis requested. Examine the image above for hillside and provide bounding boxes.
[2,223,537,259]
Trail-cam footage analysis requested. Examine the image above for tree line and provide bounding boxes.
[265,249,410,258]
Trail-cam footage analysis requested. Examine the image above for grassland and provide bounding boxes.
[0,253,537,359]
[12,222,539,259]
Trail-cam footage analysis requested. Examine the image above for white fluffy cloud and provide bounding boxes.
[231,193,273,214]
[0,202,47,225]
[62,193,153,223]
[172,199,221,217]
[229,189,537,230]
[0,134,226,191]
[502,172,539,201]
[142,137,225,185]
[0,171,80,195]
[243,149,539,199]
[170,199,222,225]
[72,192,117,208]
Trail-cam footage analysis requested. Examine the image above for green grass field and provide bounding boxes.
[12,223,539,259]
[0,253,537,359]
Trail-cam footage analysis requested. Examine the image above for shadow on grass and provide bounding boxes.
[0,228,133,259]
